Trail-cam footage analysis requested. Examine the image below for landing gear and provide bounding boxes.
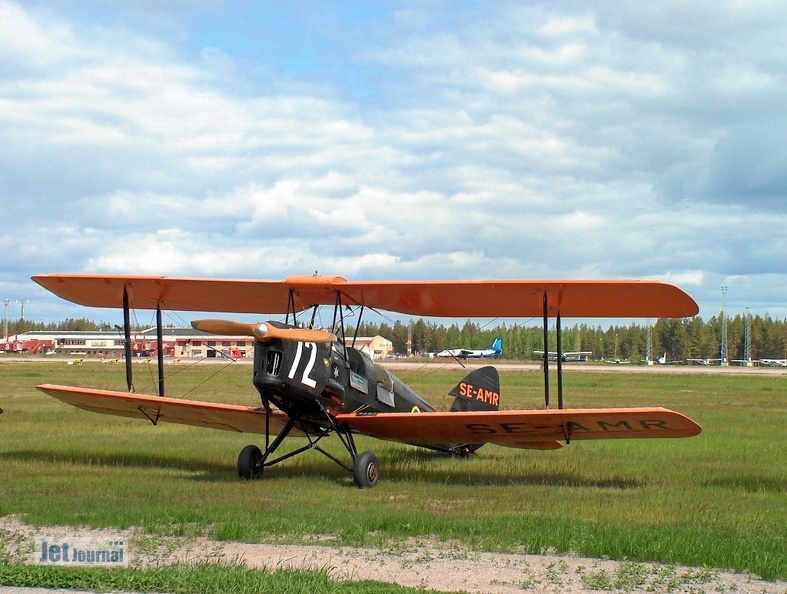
[353,451,380,489]
[237,412,381,488]
[237,444,263,480]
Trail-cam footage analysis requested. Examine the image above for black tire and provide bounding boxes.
[237,445,263,480]
[353,451,380,489]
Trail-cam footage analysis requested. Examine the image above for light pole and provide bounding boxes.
[3,299,9,341]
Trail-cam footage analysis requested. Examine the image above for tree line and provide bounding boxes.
[6,313,787,362]
[354,313,787,362]
[5,318,116,334]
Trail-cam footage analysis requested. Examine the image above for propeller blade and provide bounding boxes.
[257,324,337,343]
[191,319,257,336]
[191,319,337,343]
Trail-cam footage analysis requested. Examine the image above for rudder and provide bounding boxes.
[449,366,500,412]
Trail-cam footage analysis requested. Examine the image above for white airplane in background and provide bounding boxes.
[687,358,722,366]
[534,350,592,362]
[437,337,502,359]
[757,358,787,367]
[651,353,684,365]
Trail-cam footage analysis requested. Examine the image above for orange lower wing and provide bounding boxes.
[37,384,298,436]
[337,407,701,449]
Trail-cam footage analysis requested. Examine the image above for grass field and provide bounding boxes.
[1,360,785,583]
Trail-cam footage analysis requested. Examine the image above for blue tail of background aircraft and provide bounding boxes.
[491,337,503,356]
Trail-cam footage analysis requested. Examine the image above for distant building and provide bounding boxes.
[0,333,55,355]
[343,336,394,359]
[0,328,254,359]
[1,330,393,360]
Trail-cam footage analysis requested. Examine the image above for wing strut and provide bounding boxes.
[121,288,164,396]
[351,305,364,349]
[541,293,565,409]
[122,286,134,392]
[156,304,165,397]
[542,293,550,408]
[556,310,564,409]
[285,289,297,325]
[333,291,349,360]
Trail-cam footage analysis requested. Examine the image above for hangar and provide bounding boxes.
[1,329,393,360]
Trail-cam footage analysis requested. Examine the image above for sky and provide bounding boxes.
[2,1,786,328]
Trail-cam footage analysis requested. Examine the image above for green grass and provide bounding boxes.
[0,361,785,581]
[0,560,425,593]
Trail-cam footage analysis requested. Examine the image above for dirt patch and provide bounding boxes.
[2,515,785,594]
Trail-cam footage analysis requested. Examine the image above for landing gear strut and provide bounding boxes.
[236,411,381,488]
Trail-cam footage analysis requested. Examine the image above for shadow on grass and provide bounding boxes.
[195,449,643,489]
[378,450,642,489]
[2,447,643,489]
[1,448,346,485]
[0,449,232,475]
[705,475,787,493]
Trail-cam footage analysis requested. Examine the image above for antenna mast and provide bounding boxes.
[3,299,9,341]
[744,306,751,366]
[720,287,728,366]
[19,299,29,322]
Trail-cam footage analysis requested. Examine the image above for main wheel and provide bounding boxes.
[237,444,263,480]
[353,451,380,489]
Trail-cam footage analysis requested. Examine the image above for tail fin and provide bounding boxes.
[492,337,503,354]
[449,366,500,412]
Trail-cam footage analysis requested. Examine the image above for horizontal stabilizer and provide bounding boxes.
[36,384,301,436]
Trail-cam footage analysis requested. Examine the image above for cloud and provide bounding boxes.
[0,1,81,74]
[3,1,787,324]
[698,123,787,207]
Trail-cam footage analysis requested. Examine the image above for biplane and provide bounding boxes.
[32,274,702,489]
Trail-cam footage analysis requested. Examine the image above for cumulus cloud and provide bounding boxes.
[3,0,787,323]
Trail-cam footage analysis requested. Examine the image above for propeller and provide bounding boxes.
[191,319,337,343]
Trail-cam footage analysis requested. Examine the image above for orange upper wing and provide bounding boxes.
[337,407,701,450]
[32,274,698,318]
[37,384,300,435]
[335,279,698,318]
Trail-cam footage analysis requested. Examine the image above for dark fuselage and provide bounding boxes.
[252,338,435,429]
